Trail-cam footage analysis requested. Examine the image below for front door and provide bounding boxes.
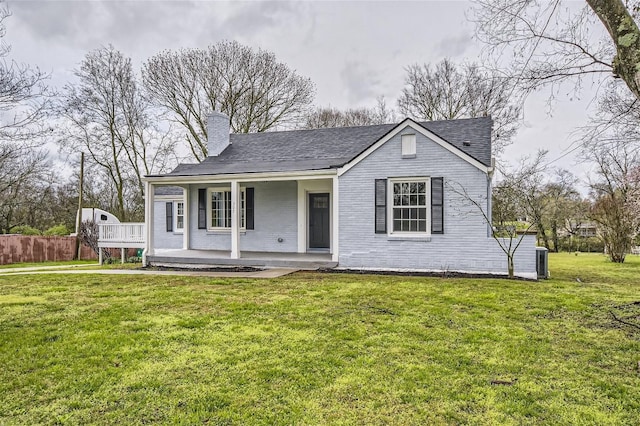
[309,193,330,249]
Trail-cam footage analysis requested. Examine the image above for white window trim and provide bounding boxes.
[206,187,246,231]
[401,134,416,158]
[174,201,184,233]
[387,177,431,238]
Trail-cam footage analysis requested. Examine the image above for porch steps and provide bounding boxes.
[147,255,337,270]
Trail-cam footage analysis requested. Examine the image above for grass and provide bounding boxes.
[0,253,639,424]
[0,259,97,269]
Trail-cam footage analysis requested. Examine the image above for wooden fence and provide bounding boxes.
[0,235,97,265]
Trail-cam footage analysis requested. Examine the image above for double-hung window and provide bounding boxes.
[175,201,184,232]
[375,177,443,236]
[391,179,429,233]
[207,188,246,230]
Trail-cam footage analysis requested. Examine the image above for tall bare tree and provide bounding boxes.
[588,140,640,262]
[0,147,50,233]
[143,40,316,161]
[303,97,397,129]
[398,59,521,154]
[472,0,640,100]
[0,1,53,233]
[58,45,174,221]
[0,3,50,144]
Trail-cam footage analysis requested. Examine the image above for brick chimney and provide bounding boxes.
[207,112,230,156]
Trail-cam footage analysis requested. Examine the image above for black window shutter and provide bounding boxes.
[246,187,254,230]
[431,177,444,234]
[375,179,387,234]
[165,202,173,232]
[198,188,206,229]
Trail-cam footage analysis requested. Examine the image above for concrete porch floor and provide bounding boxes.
[147,249,337,270]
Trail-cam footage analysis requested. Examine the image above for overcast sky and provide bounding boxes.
[6,0,605,184]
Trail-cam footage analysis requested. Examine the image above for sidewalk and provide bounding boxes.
[0,265,297,278]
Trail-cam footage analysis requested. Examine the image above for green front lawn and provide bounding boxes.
[1,254,639,424]
[0,260,97,269]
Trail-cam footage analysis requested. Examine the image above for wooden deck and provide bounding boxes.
[147,249,336,270]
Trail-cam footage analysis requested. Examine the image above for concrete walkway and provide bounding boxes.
[0,266,297,278]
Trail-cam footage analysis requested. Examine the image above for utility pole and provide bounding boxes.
[74,152,84,260]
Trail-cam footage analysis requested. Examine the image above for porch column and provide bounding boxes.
[297,182,305,253]
[182,186,190,250]
[230,180,241,259]
[143,181,155,266]
[332,176,339,262]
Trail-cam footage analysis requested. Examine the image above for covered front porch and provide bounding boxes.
[144,170,339,268]
[147,249,336,269]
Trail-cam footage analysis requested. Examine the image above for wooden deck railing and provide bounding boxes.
[98,223,146,248]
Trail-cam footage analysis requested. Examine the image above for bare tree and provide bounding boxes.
[0,0,53,234]
[538,169,582,251]
[448,151,547,278]
[583,80,640,147]
[588,141,640,262]
[0,3,51,144]
[0,147,49,233]
[58,45,175,222]
[78,220,110,262]
[472,0,640,100]
[143,40,316,161]
[303,97,397,129]
[398,59,521,154]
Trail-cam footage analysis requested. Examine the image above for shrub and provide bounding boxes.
[44,225,70,236]
[10,225,41,235]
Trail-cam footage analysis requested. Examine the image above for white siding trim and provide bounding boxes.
[387,177,431,238]
[338,119,490,176]
[182,187,190,249]
[297,183,305,253]
[230,181,240,259]
[154,195,182,201]
[144,169,336,185]
[143,182,155,264]
[332,176,339,262]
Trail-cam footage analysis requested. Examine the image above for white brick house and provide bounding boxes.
[143,113,536,278]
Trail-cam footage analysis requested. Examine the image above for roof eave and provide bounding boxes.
[143,168,338,184]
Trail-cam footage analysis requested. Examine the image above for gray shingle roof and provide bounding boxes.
[156,116,492,177]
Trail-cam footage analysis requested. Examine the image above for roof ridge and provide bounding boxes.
[229,116,491,137]
[230,122,394,137]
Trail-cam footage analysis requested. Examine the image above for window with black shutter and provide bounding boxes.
[385,177,443,235]
[198,188,206,229]
[246,187,255,230]
[165,202,173,232]
[431,177,444,234]
[375,179,387,233]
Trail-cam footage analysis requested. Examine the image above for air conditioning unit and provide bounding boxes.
[536,247,549,279]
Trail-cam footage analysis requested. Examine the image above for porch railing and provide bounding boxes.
[98,223,146,247]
